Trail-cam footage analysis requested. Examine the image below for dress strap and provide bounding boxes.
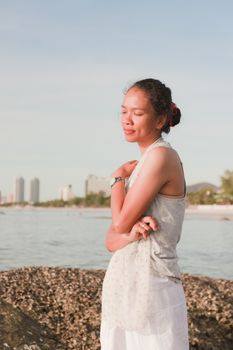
[127,137,171,187]
[140,137,171,166]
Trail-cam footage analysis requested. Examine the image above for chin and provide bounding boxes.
[124,135,138,143]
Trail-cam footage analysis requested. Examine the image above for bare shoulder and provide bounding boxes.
[145,146,180,166]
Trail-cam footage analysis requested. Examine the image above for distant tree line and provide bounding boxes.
[187,170,233,205]
[1,170,233,207]
[33,191,110,208]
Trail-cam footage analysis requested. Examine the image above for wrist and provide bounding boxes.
[110,176,128,188]
[125,233,134,243]
[126,232,137,243]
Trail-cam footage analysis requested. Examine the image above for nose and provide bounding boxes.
[122,111,133,125]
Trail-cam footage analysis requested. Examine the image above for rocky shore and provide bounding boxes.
[0,267,232,350]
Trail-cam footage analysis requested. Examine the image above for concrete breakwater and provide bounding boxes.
[0,267,232,350]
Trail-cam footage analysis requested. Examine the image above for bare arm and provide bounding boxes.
[110,160,137,225]
[105,224,132,252]
[105,216,158,252]
[111,148,170,233]
[111,180,127,226]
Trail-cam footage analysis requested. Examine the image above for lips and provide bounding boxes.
[123,129,135,135]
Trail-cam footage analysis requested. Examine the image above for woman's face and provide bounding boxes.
[121,87,162,144]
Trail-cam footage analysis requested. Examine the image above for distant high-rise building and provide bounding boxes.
[7,193,14,204]
[1,196,7,204]
[60,184,74,201]
[85,175,111,197]
[14,177,25,203]
[29,177,40,204]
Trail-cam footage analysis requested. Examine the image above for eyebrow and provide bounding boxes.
[121,105,145,111]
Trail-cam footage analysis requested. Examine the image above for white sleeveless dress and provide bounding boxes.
[100,137,189,350]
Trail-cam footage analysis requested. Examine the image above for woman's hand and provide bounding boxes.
[127,216,159,243]
[111,160,138,178]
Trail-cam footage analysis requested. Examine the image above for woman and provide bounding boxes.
[100,78,189,349]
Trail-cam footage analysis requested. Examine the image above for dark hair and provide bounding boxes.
[128,78,181,134]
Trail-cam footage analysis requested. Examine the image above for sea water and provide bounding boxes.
[0,207,232,280]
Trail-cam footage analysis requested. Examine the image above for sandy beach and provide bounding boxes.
[185,204,233,221]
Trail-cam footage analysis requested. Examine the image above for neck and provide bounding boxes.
[138,135,162,155]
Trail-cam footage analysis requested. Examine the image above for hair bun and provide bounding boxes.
[170,103,181,127]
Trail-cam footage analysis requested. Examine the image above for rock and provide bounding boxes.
[182,274,233,350]
[0,298,67,350]
[0,267,232,350]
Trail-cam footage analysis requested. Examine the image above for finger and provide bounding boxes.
[134,225,149,240]
[137,225,150,238]
[141,216,160,231]
[142,231,149,240]
[137,227,146,236]
[139,222,151,232]
[136,231,144,240]
[128,160,138,168]
[138,229,147,240]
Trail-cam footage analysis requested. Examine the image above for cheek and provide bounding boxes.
[138,118,156,133]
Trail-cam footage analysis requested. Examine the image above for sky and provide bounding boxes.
[0,0,232,200]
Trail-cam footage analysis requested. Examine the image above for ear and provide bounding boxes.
[155,114,167,130]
